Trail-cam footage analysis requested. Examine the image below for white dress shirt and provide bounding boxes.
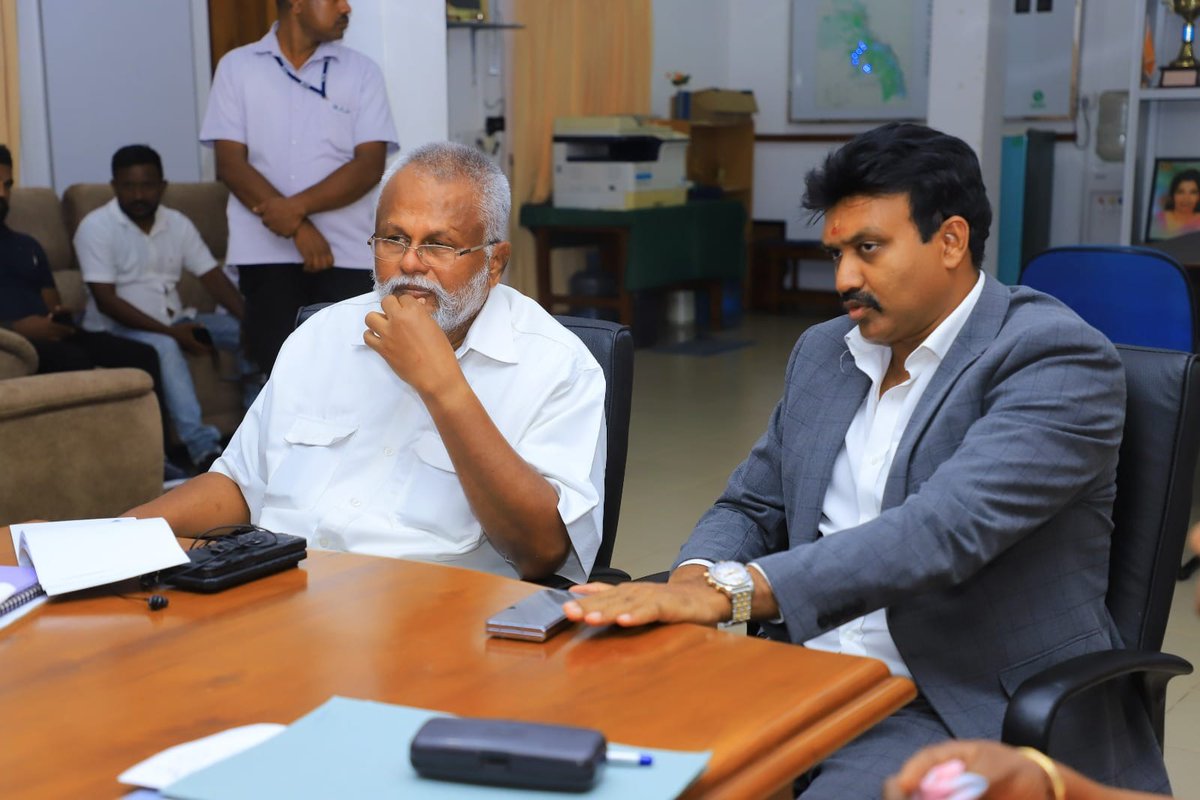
[212,284,607,583]
[75,199,219,331]
[199,23,399,269]
[803,272,986,676]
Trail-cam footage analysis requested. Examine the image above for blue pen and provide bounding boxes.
[606,747,653,766]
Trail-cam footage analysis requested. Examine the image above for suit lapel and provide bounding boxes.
[882,275,1011,508]
[792,330,871,540]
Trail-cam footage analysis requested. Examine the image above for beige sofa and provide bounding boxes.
[6,182,244,437]
[0,328,38,380]
[0,366,162,521]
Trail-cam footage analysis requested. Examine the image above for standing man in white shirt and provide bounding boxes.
[199,0,398,377]
[564,125,1168,795]
[126,142,607,584]
[75,145,245,473]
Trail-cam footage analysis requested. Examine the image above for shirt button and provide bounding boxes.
[350,497,362,507]
[318,537,330,547]
[869,454,883,466]
[384,447,395,456]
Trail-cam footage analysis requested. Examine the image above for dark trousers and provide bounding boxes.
[237,264,373,374]
[32,330,170,442]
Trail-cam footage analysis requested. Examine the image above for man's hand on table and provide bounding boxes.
[563,564,733,628]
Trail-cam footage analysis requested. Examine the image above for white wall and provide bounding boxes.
[651,0,731,119]
[18,0,207,190]
[654,0,1168,248]
[343,0,448,157]
[16,0,446,191]
[16,0,51,187]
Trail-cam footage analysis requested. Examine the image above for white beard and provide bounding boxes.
[373,265,491,334]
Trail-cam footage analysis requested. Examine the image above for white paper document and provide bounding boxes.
[118,724,286,790]
[10,518,190,596]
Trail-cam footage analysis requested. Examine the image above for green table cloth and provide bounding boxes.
[520,200,746,291]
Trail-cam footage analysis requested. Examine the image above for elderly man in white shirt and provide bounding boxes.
[200,0,398,377]
[76,144,246,472]
[128,142,606,584]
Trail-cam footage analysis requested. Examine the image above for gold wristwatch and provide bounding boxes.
[705,561,754,624]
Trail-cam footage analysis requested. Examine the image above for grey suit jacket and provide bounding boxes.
[678,275,1167,789]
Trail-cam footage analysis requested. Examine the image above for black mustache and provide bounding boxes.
[840,290,882,312]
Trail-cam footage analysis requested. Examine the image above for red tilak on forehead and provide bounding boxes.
[830,222,840,236]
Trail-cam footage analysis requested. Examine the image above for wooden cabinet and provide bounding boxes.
[655,118,755,223]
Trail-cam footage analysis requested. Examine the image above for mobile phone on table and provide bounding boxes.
[192,326,213,346]
[485,588,576,642]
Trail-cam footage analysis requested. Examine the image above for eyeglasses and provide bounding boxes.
[368,235,499,269]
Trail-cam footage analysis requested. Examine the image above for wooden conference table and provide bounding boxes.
[0,543,914,799]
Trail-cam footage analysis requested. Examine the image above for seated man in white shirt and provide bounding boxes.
[125,142,606,583]
[75,145,247,472]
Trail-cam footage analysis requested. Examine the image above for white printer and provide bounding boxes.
[552,116,689,210]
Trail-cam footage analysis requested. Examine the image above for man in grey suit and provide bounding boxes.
[565,123,1169,796]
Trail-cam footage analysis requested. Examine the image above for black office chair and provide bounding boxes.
[1020,247,1200,580]
[1003,345,1199,755]
[294,305,635,584]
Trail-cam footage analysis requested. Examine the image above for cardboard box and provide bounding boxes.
[672,89,758,124]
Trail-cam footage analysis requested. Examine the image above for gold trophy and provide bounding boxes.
[1161,0,1200,87]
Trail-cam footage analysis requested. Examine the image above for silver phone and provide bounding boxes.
[485,588,576,642]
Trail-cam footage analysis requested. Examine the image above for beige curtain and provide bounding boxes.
[0,0,19,174]
[507,0,652,296]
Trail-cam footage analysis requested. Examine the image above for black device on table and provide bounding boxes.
[161,525,306,592]
[411,717,607,792]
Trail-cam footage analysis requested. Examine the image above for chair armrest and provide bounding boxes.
[0,327,38,379]
[1001,649,1193,751]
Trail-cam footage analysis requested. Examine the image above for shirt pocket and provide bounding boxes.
[320,101,356,160]
[396,434,481,556]
[264,417,358,511]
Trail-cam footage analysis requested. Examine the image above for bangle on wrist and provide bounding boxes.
[1017,746,1066,800]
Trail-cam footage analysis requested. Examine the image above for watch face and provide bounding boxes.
[710,561,750,586]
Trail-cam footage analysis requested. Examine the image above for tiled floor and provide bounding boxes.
[611,312,1200,796]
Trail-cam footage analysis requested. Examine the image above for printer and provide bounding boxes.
[552,116,689,210]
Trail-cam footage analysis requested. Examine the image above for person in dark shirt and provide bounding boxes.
[0,144,185,477]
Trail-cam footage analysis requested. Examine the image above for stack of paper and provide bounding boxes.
[9,518,189,596]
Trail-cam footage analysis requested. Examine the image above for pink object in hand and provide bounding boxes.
[913,758,989,800]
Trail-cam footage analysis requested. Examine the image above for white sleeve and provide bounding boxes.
[516,362,606,583]
[210,376,270,514]
[352,58,399,153]
[178,216,219,277]
[73,216,116,284]
[199,54,246,145]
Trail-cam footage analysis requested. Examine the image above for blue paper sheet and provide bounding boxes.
[163,697,710,800]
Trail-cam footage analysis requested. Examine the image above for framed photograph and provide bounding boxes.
[1144,159,1200,243]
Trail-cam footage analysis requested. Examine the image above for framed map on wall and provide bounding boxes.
[789,0,932,122]
[788,0,1080,123]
